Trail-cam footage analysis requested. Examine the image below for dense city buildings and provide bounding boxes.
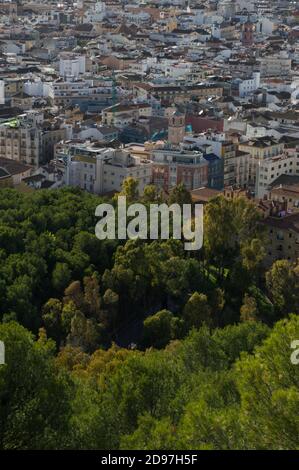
[0,0,298,259]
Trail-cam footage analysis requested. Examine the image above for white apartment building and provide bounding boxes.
[59,54,86,79]
[256,149,299,199]
[239,137,285,186]
[232,72,260,98]
[24,79,54,99]
[53,78,112,110]
[64,145,152,195]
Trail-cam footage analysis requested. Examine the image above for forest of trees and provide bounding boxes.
[0,183,298,449]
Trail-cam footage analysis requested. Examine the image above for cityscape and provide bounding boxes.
[0,0,298,454]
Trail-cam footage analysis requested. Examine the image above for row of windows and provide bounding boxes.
[263,161,299,172]
[261,168,299,180]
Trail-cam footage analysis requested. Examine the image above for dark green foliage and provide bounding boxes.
[0,322,73,449]
[0,188,113,334]
[143,310,183,349]
[0,186,298,449]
